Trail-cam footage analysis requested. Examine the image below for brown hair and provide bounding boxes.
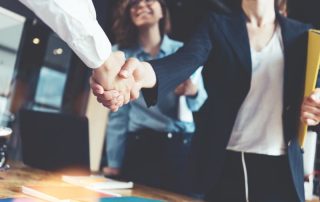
[112,0,171,49]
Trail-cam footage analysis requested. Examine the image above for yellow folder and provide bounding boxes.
[298,29,320,148]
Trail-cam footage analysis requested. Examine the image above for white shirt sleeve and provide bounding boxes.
[19,0,112,69]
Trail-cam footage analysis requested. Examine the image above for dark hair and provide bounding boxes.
[211,0,287,15]
[112,0,171,48]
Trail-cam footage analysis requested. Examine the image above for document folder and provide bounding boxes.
[298,29,320,148]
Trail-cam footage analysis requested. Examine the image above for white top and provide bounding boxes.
[178,67,204,122]
[19,0,112,69]
[227,25,286,155]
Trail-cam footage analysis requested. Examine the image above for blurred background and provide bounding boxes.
[0,0,320,172]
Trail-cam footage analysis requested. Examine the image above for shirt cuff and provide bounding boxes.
[107,159,122,168]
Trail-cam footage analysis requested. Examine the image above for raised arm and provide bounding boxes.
[145,13,213,105]
[91,12,214,110]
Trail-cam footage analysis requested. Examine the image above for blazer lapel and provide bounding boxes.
[216,11,252,75]
[277,14,305,107]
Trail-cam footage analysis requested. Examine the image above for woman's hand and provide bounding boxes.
[175,79,198,96]
[91,58,156,111]
[300,88,320,126]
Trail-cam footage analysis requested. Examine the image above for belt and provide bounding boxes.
[128,128,194,144]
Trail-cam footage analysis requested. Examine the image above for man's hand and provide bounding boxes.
[175,79,198,96]
[301,88,320,126]
[91,56,156,111]
[92,51,134,105]
[92,51,126,91]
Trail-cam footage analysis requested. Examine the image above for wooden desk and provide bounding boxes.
[1,162,319,202]
[0,162,203,202]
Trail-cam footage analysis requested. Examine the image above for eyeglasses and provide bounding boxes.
[129,0,158,8]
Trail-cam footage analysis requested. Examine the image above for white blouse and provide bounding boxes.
[227,25,286,156]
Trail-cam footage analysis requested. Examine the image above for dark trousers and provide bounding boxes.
[121,129,193,194]
[205,151,300,202]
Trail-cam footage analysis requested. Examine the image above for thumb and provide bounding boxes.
[130,83,141,101]
[118,58,139,79]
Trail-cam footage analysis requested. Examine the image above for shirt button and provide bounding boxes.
[167,133,173,139]
[183,139,188,144]
[286,105,291,111]
[288,140,291,146]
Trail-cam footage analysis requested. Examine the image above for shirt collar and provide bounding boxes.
[134,35,171,58]
[159,35,172,55]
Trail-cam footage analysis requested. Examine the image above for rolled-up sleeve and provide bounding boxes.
[19,0,111,69]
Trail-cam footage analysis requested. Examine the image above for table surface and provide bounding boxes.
[1,162,319,202]
[0,162,204,202]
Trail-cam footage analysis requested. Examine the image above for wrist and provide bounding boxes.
[187,91,199,98]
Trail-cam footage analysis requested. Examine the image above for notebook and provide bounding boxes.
[298,29,320,148]
[21,184,120,202]
[62,175,133,190]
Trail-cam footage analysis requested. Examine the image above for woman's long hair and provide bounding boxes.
[112,0,171,49]
[210,0,287,14]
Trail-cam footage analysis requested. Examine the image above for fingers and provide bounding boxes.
[108,95,125,112]
[90,55,145,111]
[174,79,197,96]
[301,112,320,125]
[175,83,185,95]
[90,77,104,95]
[96,92,125,112]
[309,91,320,105]
[118,57,139,79]
[301,89,320,125]
[92,51,126,91]
[130,83,141,100]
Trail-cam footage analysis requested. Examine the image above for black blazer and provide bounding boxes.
[145,9,313,202]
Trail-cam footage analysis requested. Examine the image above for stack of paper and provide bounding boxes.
[62,175,134,190]
[21,184,119,202]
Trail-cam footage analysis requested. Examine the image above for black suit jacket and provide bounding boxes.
[145,9,313,202]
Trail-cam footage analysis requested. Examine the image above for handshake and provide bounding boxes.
[90,51,156,112]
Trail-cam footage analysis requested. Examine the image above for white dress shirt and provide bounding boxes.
[19,0,112,69]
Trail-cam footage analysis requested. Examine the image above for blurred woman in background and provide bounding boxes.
[103,0,207,194]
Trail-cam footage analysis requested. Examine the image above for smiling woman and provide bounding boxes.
[103,0,207,196]
[112,0,171,49]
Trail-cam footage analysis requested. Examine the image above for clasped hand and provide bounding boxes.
[91,51,155,111]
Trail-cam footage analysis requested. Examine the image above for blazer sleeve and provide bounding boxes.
[142,13,214,107]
